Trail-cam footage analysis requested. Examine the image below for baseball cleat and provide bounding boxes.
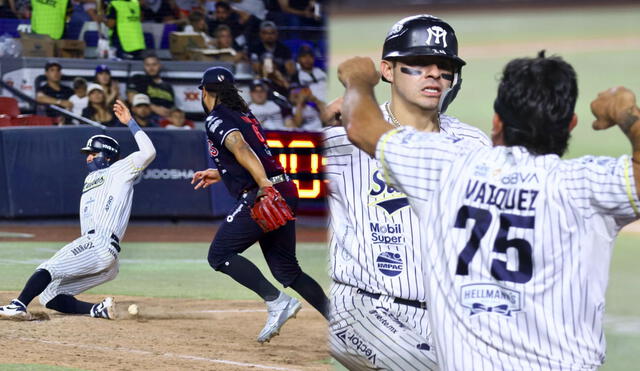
[90,297,116,320]
[257,292,301,344]
[0,299,28,319]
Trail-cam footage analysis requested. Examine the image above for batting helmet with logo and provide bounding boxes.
[382,15,465,113]
[81,135,120,163]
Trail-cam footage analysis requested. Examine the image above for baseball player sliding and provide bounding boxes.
[325,15,488,370]
[190,67,329,344]
[338,49,640,370]
[0,100,156,320]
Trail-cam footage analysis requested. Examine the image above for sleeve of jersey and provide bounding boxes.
[322,126,358,189]
[114,130,157,182]
[208,115,238,148]
[375,127,457,202]
[562,155,640,226]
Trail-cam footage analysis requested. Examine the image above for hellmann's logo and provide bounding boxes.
[142,169,196,180]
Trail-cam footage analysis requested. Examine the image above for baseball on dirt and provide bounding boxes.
[128,304,139,315]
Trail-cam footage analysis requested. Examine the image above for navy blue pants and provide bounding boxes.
[208,181,302,286]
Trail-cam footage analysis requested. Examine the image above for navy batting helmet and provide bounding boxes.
[382,15,465,113]
[81,135,120,162]
[198,66,235,90]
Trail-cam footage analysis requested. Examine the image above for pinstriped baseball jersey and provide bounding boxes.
[325,103,490,303]
[376,127,640,370]
[79,131,155,240]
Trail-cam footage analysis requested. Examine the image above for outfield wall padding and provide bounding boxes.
[0,126,235,218]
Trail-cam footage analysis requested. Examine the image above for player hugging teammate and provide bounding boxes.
[324,15,489,370]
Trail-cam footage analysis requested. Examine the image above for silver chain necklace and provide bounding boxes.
[384,102,401,128]
[384,101,442,130]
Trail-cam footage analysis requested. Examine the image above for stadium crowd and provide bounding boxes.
[0,0,328,131]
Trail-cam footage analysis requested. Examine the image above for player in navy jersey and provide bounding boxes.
[191,67,329,343]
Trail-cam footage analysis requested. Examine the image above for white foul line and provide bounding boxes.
[12,336,300,371]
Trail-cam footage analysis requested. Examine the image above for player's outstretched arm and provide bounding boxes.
[338,57,394,156]
[113,99,156,169]
[191,169,221,190]
[224,131,273,188]
[591,86,640,196]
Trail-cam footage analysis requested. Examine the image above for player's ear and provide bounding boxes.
[380,60,394,83]
[568,113,578,132]
[491,113,504,146]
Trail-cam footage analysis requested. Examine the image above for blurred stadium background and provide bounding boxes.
[329,0,639,370]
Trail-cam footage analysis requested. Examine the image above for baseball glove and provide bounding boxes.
[250,186,295,232]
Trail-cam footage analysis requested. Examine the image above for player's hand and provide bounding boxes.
[191,169,221,190]
[591,86,639,132]
[338,57,380,89]
[113,99,132,125]
[322,96,343,126]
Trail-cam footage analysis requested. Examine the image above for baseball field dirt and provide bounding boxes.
[0,292,329,371]
[0,223,330,370]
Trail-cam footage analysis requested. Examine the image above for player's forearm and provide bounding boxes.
[342,84,393,156]
[128,119,156,165]
[235,145,272,188]
[623,106,640,196]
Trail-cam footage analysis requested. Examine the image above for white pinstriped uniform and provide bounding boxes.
[325,104,490,370]
[376,127,640,371]
[38,131,155,305]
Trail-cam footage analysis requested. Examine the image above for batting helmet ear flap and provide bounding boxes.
[439,69,462,113]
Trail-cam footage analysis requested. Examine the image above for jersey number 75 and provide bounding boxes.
[454,205,534,284]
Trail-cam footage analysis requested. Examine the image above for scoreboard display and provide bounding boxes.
[265,131,326,214]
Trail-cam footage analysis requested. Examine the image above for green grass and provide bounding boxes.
[0,242,330,300]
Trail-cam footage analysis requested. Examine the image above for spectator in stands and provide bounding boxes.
[140,0,176,23]
[106,0,146,59]
[31,0,72,39]
[249,21,295,92]
[131,93,160,127]
[94,64,121,107]
[275,0,322,26]
[184,10,216,47]
[68,0,97,24]
[207,0,260,48]
[229,0,267,20]
[82,83,119,127]
[127,54,175,118]
[69,77,88,118]
[163,108,194,130]
[211,24,247,63]
[249,80,291,130]
[292,44,326,101]
[36,61,74,124]
[174,0,201,19]
[289,84,324,131]
[207,1,243,38]
[0,0,18,18]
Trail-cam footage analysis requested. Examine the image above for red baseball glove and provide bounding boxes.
[250,186,295,232]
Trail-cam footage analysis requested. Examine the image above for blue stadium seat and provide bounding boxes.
[160,24,179,49]
[144,32,155,49]
[0,18,30,38]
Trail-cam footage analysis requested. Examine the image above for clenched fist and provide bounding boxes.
[338,57,380,89]
[591,86,639,133]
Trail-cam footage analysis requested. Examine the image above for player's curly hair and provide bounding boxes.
[494,50,578,156]
[204,83,250,113]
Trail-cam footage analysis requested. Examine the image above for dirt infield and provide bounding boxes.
[0,292,329,371]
